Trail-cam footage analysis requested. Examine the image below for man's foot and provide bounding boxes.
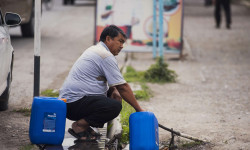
[87,127,102,136]
[226,24,231,29]
[68,128,100,141]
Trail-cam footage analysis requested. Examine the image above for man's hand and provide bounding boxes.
[137,108,146,112]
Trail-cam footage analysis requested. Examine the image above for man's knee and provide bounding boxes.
[112,100,122,115]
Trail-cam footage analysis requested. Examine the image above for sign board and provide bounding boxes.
[95,0,183,55]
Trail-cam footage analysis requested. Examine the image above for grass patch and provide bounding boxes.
[134,90,149,100]
[13,108,31,117]
[123,66,145,82]
[120,100,135,144]
[41,89,59,97]
[19,144,37,150]
[134,83,152,101]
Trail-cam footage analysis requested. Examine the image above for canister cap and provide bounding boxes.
[60,98,67,102]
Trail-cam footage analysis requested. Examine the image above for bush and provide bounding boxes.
[144,57,177,83]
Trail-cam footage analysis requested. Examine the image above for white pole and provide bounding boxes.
[34,0,42,97]
[159,0,164,58]
[153,0,157,59]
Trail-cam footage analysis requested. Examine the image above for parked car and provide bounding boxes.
[0,10,21,111]
[0,0,34,37]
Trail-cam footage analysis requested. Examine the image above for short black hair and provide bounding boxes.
[99,25,127,42]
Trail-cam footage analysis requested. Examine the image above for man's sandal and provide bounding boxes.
[68,128,101,142]
[86,127,102,137]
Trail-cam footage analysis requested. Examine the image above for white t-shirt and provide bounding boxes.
[59,42,126,103]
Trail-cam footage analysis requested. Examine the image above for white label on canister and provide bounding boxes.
[43,112,56,132]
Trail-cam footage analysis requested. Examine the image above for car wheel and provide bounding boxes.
[0,73,11,111]
[21,7,34,37]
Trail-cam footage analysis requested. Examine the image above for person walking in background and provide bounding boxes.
[214,0,232,29]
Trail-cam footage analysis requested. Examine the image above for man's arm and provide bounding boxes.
[115,83,144,112]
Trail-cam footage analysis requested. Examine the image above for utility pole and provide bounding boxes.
[34,0,41,97]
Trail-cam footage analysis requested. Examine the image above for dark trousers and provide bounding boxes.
[215,0,231,27]
[66,95,122,128]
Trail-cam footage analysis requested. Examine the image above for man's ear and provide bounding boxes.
[106,36,110,42]
[106,36,112,43]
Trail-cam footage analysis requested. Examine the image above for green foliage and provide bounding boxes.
[134,90,149,100]
[120,100,135,144]
[123,66,144,82]
[41,89,59,97]
[144,57,177,83]
[13,108,31,117]
[134,83,152,101]
[124,58,177,84]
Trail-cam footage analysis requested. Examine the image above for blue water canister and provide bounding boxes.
[129,112,159,150]
[29,97,67,145]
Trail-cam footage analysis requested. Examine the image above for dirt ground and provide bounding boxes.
[0,1,249,150]
[132,1,250,150]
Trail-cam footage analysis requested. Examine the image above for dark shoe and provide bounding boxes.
[216,24,220,29]
[226,24,231,29]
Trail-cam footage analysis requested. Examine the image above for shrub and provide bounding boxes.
[144,57,177,83]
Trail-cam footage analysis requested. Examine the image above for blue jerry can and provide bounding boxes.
[129,111,159,150]
[29,97,67,145]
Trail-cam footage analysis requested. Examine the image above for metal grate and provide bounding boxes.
[97,123,108,150]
